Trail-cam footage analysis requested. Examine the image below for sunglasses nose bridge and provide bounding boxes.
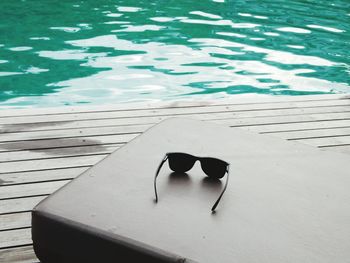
[198,158,207,170]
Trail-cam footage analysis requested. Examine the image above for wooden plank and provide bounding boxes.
[0,120,149,134]
[221,112,350,127]
[2,110,350,136]
[295,135,350,147]
[0,212,31,231]
[0,155,106,174]
[0,94,347,118]
[0,181,68,200]
[0,116,173,134]
[266,127,350,140]
[0,100,349,126]
[1,104,350,138]
[0,134,136,153]
[0,228,32,249]
[0,167,88,186]
[0,246,37,263]
[247,120,350,133]
[0,144,121,163]
[0,196,45,215]
[0,125,149,143]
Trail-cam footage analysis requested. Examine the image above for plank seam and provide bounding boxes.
[319,143,350,148]
[0,165,92,175]
[0,132,141,144]
[230,118,350,127]
[0,142,125,154]
[0,243,33,251]
[0,123,150,135]
[0,143,121,155]
[287,134,350,141]
[0,152,109,164]
[0,210,38,216]
[0,177,75,188]
[0,226,31,233]
[0,194,52,202]
[260,125,350,134]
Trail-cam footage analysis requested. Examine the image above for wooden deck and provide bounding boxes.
[0,94,350,263]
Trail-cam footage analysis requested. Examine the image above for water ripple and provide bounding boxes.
[0,0,349,107]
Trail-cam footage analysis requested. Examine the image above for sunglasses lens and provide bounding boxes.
[200,158,227,179]
[168,153,196,173]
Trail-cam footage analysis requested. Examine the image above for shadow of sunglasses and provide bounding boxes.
[154,152,230,212]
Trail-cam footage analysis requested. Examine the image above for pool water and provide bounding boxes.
[0,0,349,108]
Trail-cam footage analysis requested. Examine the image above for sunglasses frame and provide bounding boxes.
[154,152,230,212]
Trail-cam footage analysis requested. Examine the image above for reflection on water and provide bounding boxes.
[0,0,349,108]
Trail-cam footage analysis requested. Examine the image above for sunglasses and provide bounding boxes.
[154,152,230,212]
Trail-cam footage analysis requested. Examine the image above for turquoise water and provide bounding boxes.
[0,0,349,108]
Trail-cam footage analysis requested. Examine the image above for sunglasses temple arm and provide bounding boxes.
[211,164,230,212]
[154,154,168,202]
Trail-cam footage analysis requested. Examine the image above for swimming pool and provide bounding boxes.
[0,0,349,108]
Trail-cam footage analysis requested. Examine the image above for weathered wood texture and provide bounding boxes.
[0,94,349,262]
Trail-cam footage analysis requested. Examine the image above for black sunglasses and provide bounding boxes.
[154,152,230,212]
